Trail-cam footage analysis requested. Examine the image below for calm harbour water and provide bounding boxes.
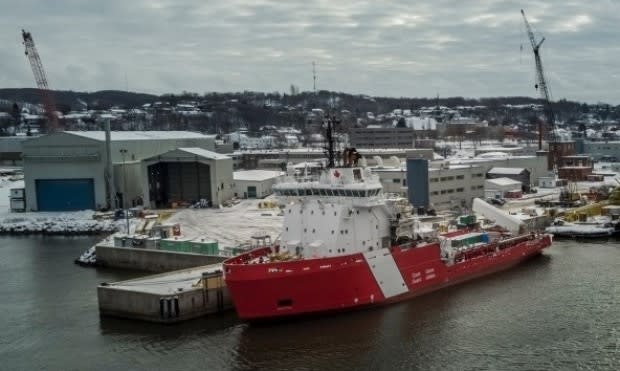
[0,235,618,371]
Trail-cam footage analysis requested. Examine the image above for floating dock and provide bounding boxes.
[97,264,233,323]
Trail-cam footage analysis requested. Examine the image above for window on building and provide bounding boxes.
[456,175,464,180]
[393,178,401,183]
[456,187,464,192]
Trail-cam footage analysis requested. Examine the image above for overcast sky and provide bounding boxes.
[1,0,618,103]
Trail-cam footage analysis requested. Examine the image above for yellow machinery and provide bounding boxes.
[563,202,604,222]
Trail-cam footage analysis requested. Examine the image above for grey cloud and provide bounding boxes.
[1,0,619,103]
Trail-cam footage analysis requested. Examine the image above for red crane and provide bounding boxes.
[22,29,58,132]
[521,10,556,150]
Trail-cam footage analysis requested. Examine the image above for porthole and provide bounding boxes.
[345,230,348,234]
[331,230,335,234]
[311,210,314,215]
[334,212,337,216]
[356,210,360,214]
[304,228,307,233]
[312,229,316,233]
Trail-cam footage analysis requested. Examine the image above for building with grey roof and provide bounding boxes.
[21,131,232,211]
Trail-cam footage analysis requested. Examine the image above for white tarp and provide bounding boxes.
[472,198,524,235]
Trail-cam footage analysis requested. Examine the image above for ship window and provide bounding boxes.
[288,209,291,214]
[331,230,334,234]
[304,228,307,233]
[277,299,293,308]
[345,190,353,197]
[312,229,316,233]
[319,189,326,196]
[305,189,312,196]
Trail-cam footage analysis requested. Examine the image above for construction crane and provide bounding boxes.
[22,29,58,132]
[521,9,555,150]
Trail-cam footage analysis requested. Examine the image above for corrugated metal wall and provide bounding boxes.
[166,162,212,204]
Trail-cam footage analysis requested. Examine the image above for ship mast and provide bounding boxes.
[324,117,336,168]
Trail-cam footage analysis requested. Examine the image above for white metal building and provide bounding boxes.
[22,131,217,211]
[373,154,547,211]
[233,170,284,198]
[140,148,233,208]
[484,177,522,199]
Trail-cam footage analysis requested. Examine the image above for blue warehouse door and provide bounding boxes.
[36,179,96,211]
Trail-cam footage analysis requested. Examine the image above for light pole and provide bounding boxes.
[120,149,130,235]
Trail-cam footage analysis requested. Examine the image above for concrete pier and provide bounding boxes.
[96,245,227,272]
[97,264,233,323]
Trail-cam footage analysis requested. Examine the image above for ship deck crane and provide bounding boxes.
[521,9,556,150]
[22,29,58,132]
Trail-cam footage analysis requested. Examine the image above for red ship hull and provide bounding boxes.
[224,234,552,320]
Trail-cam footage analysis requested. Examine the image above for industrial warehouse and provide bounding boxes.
[21,130,233,211]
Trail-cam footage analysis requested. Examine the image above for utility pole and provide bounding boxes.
[120,148,130,234]
[312,61,316,94]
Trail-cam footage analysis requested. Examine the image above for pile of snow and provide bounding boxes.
[75,246,97,266]
[0,211,125,234]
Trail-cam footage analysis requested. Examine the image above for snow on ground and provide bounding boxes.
[166,198,283,249]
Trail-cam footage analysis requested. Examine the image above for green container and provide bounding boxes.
[190,239,219,255]
[160,238,192,252]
